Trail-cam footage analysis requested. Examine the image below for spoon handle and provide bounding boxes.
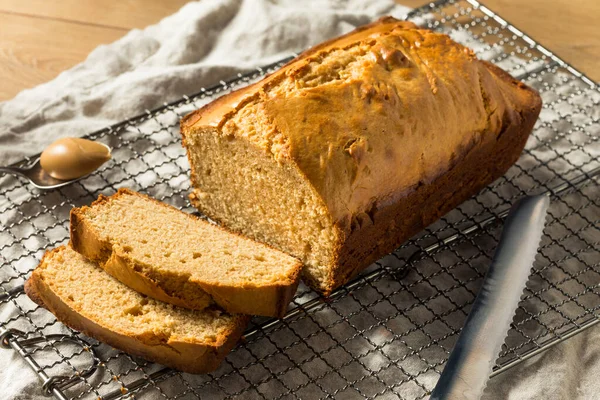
[0,166,28,179]
[0,166,23,174]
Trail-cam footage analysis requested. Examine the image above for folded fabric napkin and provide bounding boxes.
[1,0,598,399]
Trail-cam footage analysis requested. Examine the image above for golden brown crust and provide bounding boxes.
[180,17,542,295]
[25,248,249,374]
[328,91,540,294]
[179,17,418,132]
[323,59,543,295]
[70,188,301,318]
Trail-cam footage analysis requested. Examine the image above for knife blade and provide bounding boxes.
[430,194,550,400]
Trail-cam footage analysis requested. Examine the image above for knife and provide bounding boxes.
[430,194,550,400]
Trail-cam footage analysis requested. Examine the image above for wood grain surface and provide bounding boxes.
[0,0,597,102]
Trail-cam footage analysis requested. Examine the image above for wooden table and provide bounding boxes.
[0,0,597,102]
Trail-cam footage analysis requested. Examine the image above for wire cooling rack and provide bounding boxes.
[1,0,599,399]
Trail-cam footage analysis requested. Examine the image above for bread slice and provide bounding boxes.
[25,246,248,374]
[180,16,542,295]
[70,189,302,318]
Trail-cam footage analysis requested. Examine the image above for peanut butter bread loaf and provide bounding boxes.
[25,246,248,374]
[181,17,542,295]
[70,189,301,317]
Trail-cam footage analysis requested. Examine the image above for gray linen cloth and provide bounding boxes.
[0,0,598,399]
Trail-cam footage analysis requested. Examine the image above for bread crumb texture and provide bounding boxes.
[80,190,300,288]
[38,247,238,345]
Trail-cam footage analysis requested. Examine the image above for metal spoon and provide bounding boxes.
[0,158,76,190]
[0,138,111,190]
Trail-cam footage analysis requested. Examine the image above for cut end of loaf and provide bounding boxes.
[184,120,339,294]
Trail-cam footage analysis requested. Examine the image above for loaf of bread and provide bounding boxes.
[181,17,542,294]
[25,246,248,374]
[70,189,302,317]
